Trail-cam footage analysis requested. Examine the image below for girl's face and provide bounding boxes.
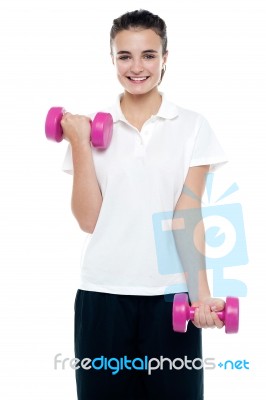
[111,28,168,95]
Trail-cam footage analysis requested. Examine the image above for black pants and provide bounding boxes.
[74,290,203,400]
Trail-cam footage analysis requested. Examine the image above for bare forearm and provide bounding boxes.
[173,165,211,303]
[71,142,102,233]
[184,217,211,303]
[173,210,211,303]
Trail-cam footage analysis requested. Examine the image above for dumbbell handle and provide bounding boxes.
[190,308,225,321]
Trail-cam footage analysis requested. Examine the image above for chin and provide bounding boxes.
[125,83,159,95]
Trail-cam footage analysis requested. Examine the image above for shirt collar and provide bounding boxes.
[110,92,179,123]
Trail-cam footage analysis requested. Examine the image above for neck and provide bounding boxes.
[120,88,162,121]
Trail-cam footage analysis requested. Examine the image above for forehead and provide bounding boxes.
[112,28,162,52]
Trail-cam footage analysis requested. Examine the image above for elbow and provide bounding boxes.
[81,226,95,234]
[78,220,97,234]
[72,211,98,233]
[71,204,101,234]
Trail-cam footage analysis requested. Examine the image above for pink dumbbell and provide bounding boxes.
[45,107,113,149]
[172,293,239,334]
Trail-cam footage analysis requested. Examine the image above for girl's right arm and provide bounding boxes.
[61,113,103,233]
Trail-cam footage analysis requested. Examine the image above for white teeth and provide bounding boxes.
[129,77,147,81]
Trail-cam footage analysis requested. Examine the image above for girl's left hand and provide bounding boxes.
[191,298,225,329]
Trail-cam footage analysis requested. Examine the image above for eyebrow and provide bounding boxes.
[117,49,158,55]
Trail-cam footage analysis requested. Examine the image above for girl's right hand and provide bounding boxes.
[60,112,91,146]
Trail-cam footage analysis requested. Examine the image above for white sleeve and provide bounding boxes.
[190,116,228,172]
[62,144,73,175]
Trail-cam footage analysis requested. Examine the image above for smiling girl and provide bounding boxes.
[62,9,228,400]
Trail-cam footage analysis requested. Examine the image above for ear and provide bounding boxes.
[163,50,169,65]
[111,53,115,65]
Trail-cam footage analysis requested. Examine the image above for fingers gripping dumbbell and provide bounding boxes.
[45,107,113,149]
[172,293,239,334]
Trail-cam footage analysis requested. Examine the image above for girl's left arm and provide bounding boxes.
[173,165,224,329]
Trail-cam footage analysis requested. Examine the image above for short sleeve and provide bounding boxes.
[62,144,73,175]
[190,116,228,172]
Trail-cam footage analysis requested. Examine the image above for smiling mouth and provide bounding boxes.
[127,76,149,82]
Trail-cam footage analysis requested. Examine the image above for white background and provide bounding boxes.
[0,0,265,398]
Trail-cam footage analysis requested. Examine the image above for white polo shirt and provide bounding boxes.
[62,93,228,295]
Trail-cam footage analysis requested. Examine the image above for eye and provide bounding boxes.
[143,54,156,60]
[118,55,131,60]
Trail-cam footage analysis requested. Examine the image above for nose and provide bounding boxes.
[130,58,144,74]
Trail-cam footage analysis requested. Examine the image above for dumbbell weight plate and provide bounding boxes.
[172,293,190,332]
[91,112,113,149]
[45,107,64,142]
[224,297,239,334]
